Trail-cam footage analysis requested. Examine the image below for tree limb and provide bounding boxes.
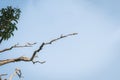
[30,33,78,62]
[0,33,78,66]
[0,43,36,53]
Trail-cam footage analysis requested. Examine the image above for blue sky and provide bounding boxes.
[0,0,120,80]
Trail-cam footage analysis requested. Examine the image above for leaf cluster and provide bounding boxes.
[0,6,21,43]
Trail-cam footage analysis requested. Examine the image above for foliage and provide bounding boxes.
[0,6,21,43]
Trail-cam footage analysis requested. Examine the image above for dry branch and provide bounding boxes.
[8,68,23,80]
[0,33,78,66]
[0,68,23,80]
[0,43,36,53]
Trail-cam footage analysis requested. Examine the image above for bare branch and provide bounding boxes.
[46,33,78,44]
[0,56,45,66]
[30,33,78,62]
[0,56,30,66]
[0,33,78,66]
[0,43,37,53]
[8,68,23,80]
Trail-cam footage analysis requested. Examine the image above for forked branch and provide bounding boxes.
[0,33,78,66]
[30,33,78,61]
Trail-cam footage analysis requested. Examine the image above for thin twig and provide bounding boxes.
[0,43,37,53]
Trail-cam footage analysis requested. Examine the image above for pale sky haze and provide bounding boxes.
[0,0,120,80]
